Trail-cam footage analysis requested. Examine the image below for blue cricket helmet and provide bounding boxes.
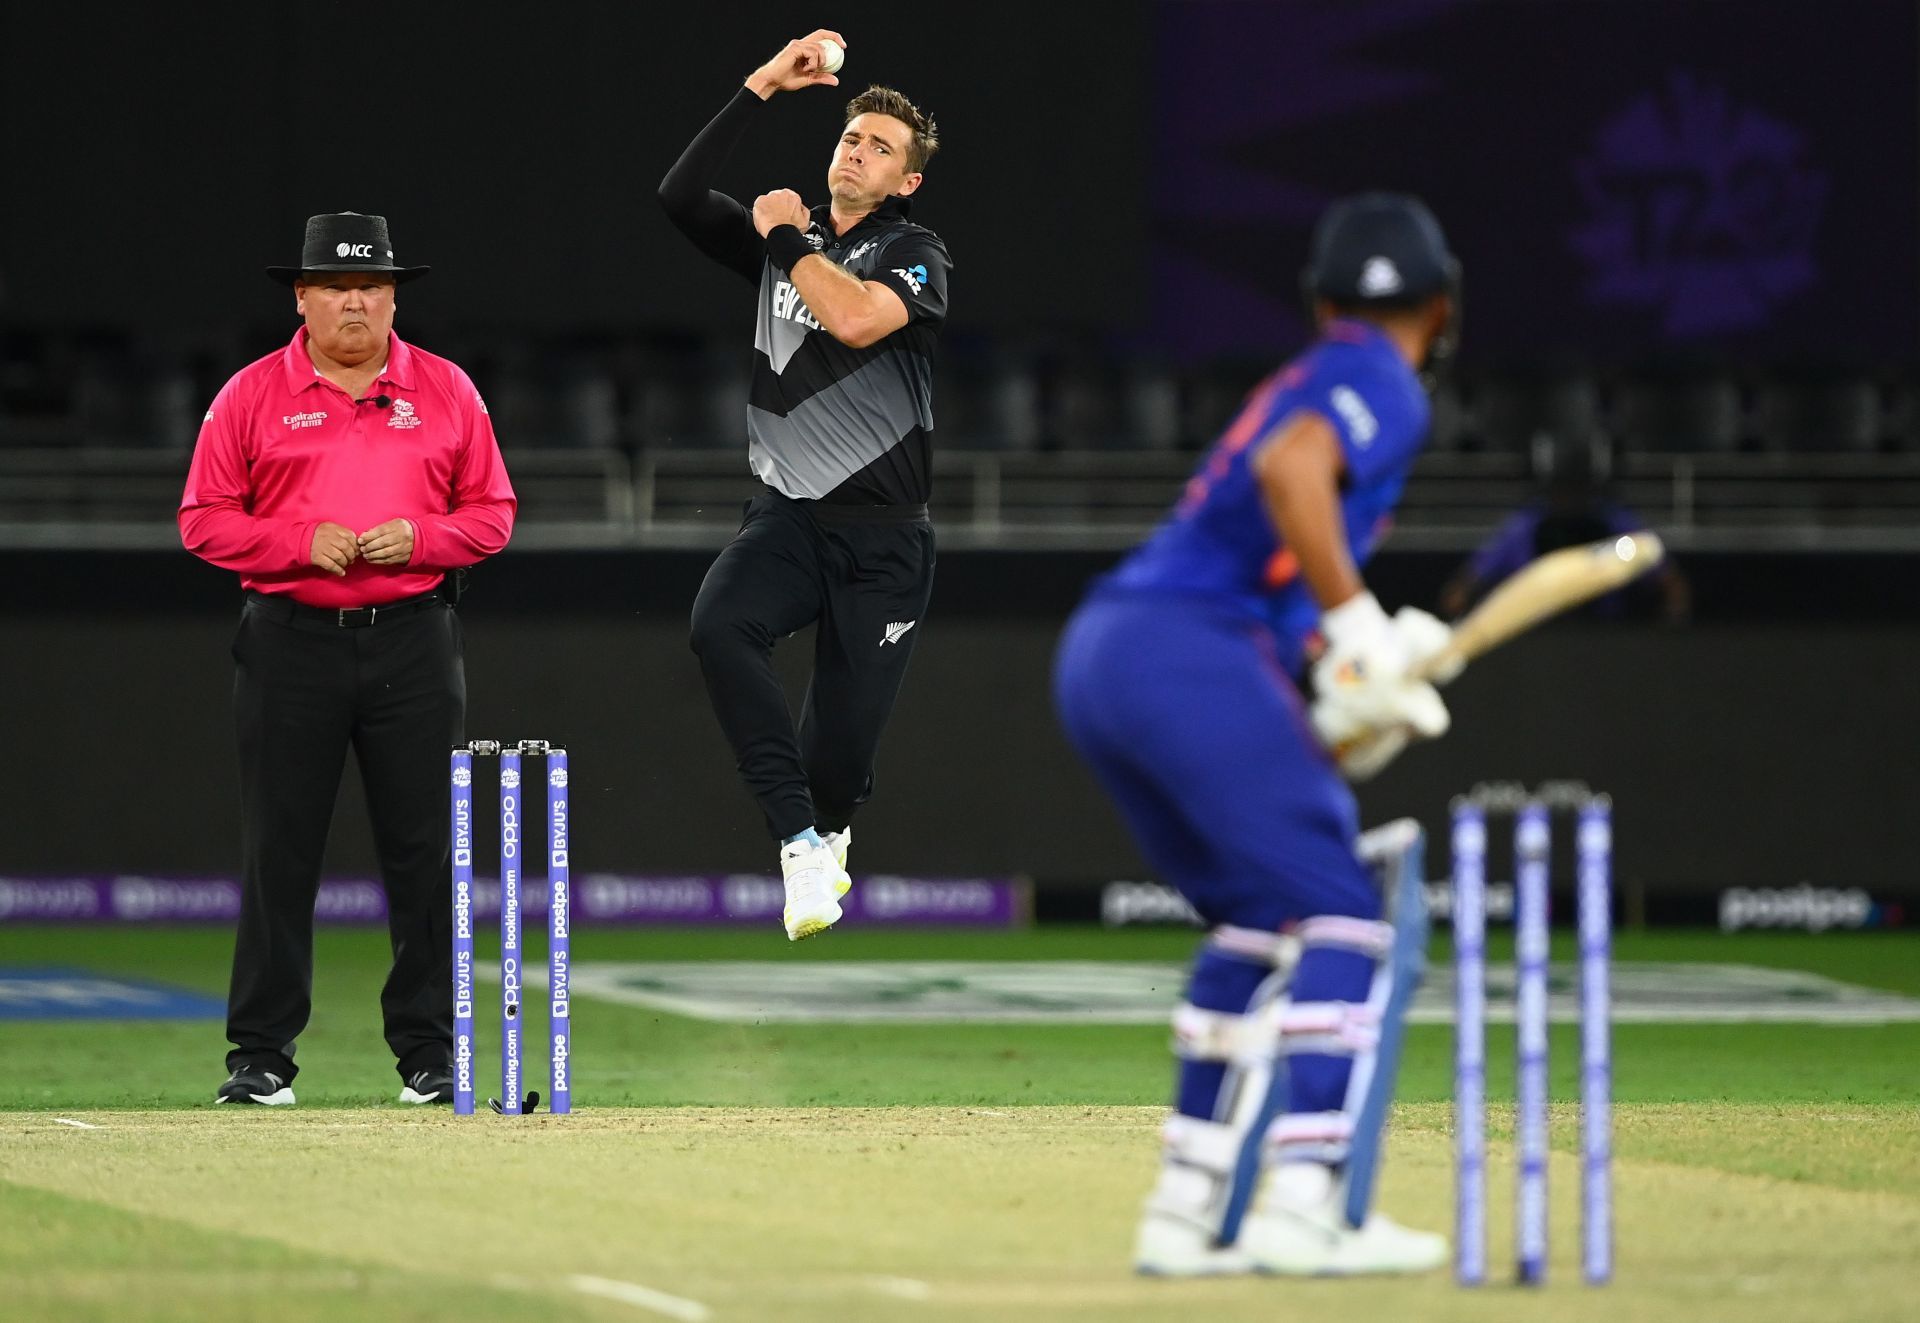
[1302,192,1459,307]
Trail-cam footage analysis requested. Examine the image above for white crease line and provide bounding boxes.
[53,1118,102,1129]
[569,1273,711,1321]
[867,1275,934,1300]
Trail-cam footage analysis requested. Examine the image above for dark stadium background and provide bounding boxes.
[4,1,1915,921]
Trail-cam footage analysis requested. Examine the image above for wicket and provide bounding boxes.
[450,739,572,1117]
[1452,780,1612,1287]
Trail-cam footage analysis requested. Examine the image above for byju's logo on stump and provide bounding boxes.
[1570,73,1827,337]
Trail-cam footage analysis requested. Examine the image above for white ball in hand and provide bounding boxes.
[818,39,844,74]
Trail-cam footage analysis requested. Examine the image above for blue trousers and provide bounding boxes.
[1053,593,1380,929]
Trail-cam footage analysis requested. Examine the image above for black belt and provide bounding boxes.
[246,589,446,628]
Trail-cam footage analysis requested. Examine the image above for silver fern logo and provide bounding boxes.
[881,621,917,646]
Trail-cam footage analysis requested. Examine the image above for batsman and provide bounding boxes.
[1053,194,1462,1275]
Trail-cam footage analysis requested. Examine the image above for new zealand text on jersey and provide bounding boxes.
[772,280,822,331]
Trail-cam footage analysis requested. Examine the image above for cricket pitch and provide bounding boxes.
[5,1103,1918,1323]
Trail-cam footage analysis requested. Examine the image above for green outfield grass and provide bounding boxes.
[1,926,1916,1109]
[3,925,1917,1321]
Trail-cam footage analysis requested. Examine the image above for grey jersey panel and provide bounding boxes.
[748,350,934,500]
[744,214,944,502]
[754,265,821,375]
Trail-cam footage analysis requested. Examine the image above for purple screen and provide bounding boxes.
[1153,0,1918,363]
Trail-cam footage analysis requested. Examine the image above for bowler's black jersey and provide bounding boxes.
[660,88,952,506]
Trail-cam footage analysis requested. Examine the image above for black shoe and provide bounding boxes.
[399,1067,455,1105]
[215,1065,295,1106]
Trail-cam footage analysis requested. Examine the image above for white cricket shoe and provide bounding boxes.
[1133,1128,1252,1277]
[781,839,844,941]
[1134,1211,1253,1277]
[1240,1162,1447,1276]
[821,827,853,897]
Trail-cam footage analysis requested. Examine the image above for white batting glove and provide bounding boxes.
[1310,594,1452,778]
[1391,604,1464,685]
[1329,725,1413,782]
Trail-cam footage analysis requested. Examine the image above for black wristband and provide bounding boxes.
[766,224,816,273]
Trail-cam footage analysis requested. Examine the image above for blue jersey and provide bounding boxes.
[1100,320,1431,674]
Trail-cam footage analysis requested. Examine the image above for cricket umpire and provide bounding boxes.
[659,31,951,941]
[179,212,516,1105]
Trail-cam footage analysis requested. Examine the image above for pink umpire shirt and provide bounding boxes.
[179,329,517,608]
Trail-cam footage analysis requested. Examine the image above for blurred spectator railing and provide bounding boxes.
[8,446,1920,551]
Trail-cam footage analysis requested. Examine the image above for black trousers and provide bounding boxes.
[690,489,936,840]
[225,592,465,1083]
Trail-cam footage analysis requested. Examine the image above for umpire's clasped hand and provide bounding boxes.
[357,519,417,567]
[310,522,359,576]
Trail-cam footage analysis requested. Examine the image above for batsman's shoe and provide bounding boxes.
[821,827,853,896]
[1134,1124,1252,1277]
[1240,1162,1447,1276]
[781,839,844,941]
[399,1067,455,1105]
[214,1065,295,1106]
[1134,1211,1252,1277]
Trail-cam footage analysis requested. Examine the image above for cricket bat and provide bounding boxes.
[1421,531,1665,682]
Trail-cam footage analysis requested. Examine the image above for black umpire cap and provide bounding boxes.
[1302,193,1458,307]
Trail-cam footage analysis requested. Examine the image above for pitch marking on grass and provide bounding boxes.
[865,1275,934,1300]
[568,1273,711,1321]
[52,1118,101,1129]
[510,960,1920,1024]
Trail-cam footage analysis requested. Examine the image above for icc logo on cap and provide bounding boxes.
[333,241,374,258]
